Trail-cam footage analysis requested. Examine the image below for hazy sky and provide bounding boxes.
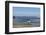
[13,7,40,17]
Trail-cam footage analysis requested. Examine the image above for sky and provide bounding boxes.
[13,7,40,17]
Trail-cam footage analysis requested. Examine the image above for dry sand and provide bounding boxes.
[13,24,32,28]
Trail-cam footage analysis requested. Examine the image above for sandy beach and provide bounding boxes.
[13,24,32,28]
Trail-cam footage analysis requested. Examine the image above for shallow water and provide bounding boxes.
[13,16,40,28]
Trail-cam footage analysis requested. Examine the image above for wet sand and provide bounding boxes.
[13,19,40,28]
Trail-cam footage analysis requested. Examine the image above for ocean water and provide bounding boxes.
[13,16,40,27]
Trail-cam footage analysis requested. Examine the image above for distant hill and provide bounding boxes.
[13,16,40,19]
